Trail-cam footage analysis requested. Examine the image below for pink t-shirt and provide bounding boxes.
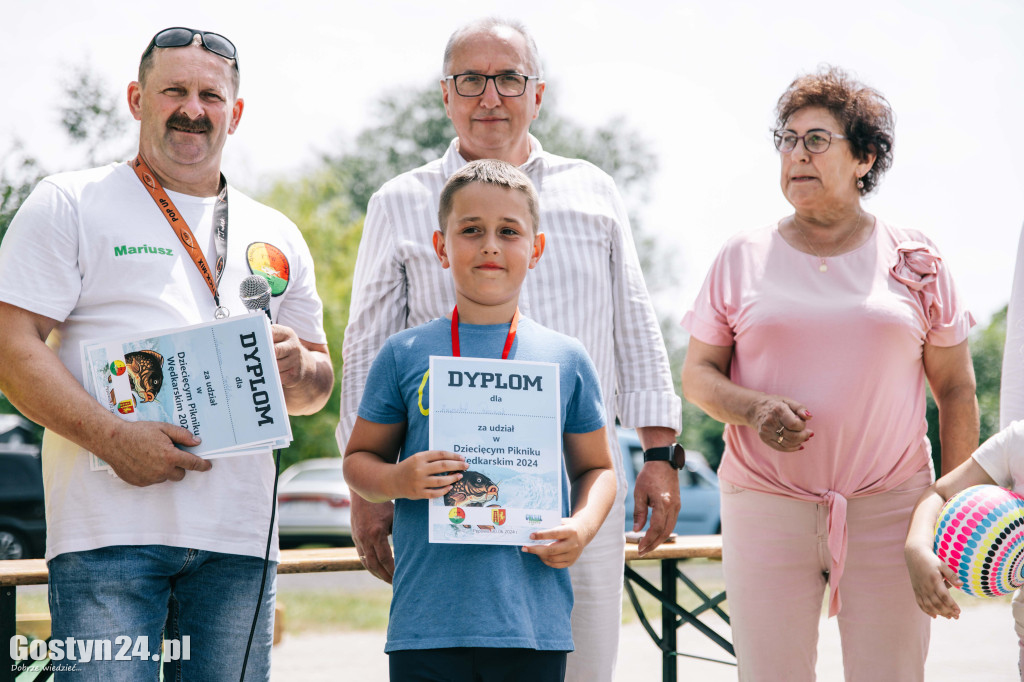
[682,217,975,614]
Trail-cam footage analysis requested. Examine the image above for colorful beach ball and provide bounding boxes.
[933,484,1024,597]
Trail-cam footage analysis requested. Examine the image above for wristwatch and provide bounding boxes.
[642,443,686,470]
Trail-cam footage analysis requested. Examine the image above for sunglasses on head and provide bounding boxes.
[141,27,239,71]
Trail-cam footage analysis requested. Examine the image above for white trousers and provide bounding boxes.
[565,491,626,682]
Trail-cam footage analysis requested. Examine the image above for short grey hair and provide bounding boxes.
[442,17,543,78]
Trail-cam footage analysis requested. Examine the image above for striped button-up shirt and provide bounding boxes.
[336,136,681,483]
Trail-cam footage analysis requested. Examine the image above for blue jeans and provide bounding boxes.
[48,545,276,681]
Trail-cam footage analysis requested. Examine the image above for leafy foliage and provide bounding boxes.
[927,306,1006,475]
[325,83,657,217]
[259,171,364,470]
[59,67,131,166]
[327,87,455,218]
[670,340,727,469]
[0,143,44,244]
[1,67,131,246]
[0,69,130,432]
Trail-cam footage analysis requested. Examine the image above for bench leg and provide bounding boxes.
[2,586,16,682]
[662,559,677,682]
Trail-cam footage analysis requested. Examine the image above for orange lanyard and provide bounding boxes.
[131,155,230,318]
[450,306,519,359]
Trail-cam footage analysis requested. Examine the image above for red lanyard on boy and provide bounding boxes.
[130,154,231,319]
[450,306,519,359]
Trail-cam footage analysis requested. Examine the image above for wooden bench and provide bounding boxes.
[1,536,728,682]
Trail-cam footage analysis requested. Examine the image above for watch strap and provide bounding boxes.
[643,444,685,470]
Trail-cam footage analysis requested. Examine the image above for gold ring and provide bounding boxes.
[775,425,785,435]
[777,435,784,444]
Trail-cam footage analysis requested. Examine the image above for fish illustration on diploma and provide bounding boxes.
[444,470,499,506]
[445,470,500,531]
[105,349,165,412]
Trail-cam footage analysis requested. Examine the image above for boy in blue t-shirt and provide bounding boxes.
[343,159,617,682]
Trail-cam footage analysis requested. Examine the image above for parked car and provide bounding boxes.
[618,427,721,536]
[277,458,352,548]
[0,450,46,559]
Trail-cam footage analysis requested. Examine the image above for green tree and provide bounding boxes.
[0,143,44,244]
[2,67,131,246]
[326,83,658,218]
[59,66,132,166]
[672,343,726,469]
[927,306,1006,474]
[259,171,363,470]
[1,69,129,429]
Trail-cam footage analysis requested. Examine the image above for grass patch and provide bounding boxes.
[277,588,393,633]
[621,558,728,625]
[15,591,48,614]
[277,559,731,632]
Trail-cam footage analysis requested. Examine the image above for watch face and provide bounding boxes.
[671,444,686,470]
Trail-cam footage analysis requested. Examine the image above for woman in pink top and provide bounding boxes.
[681,66,979,681]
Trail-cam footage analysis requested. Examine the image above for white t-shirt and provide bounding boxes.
[971,421,1024,612]
[0,162,326,561]
[972,421,1024,496]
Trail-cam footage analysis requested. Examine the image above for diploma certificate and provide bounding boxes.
[428,356,562,545]
[81,313,291,471]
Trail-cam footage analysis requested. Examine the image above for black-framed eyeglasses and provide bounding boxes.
[141,27,239,71]
[444,73,540,98]
[773,129,846,154]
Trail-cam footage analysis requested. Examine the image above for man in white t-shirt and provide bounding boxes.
[0,28,333,680]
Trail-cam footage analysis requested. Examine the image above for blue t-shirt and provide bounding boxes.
[358,316,606,652]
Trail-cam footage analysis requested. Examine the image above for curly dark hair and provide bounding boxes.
[774,65,894,195]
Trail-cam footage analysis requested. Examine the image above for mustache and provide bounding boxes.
[166,113,212,133]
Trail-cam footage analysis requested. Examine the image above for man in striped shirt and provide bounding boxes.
[336,17,682,681]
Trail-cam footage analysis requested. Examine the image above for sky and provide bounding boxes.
[3,0,1022,327]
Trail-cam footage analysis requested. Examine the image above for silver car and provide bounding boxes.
[277,458,352,547]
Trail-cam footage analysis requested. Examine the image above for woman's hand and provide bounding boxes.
[750,395,813,452]
[682,339,814,452]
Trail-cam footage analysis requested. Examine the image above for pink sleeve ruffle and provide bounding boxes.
[890,240,941,291]
[890,239,974,346]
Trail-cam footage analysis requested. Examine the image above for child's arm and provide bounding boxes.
[343,417,469,503]
[523,428,616,569]
[904,458,996,619]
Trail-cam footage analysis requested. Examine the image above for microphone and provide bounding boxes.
[239,275,272,320]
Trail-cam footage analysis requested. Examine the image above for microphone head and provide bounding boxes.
[239,275,272,312]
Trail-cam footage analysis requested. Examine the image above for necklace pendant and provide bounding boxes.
[818,261,828,273]
[214,306,231,319]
